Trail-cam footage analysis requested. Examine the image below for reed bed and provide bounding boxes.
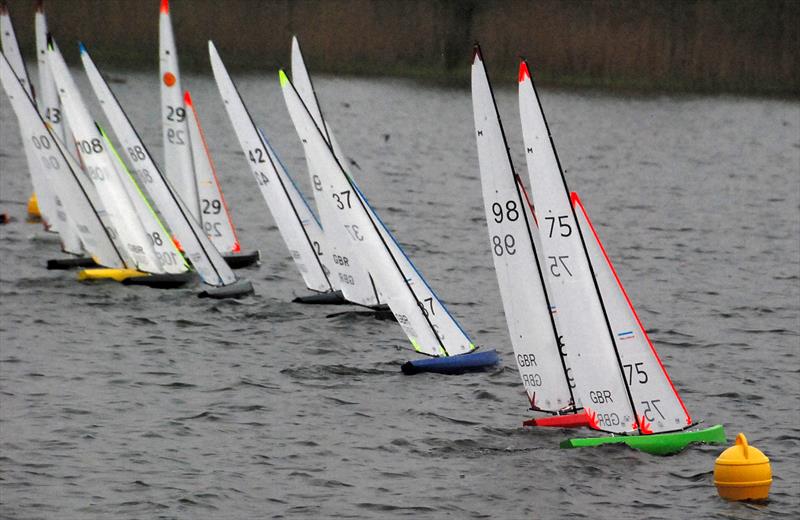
[6,0,798,95]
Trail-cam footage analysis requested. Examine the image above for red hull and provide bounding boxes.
[523,411,590,428]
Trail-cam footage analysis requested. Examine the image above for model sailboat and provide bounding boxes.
[209,42,346,302]
[515,57,724,453]
[46,37,194,288]
[159,0,258,268]
[471,45,584,422]
[79,43,253,298]
[281,68,498,373]
[0,3,60,233]
[288,36,383,308]
[0,51,125,271]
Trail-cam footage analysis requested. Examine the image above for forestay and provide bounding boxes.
[47,40,165,274]
[472,48,574,411]
[281,70,475,357]
[1,4,59,232]
[287,37,380,306]
[518,60,637,434]
[209,42,331,293]
[184,91,240,254]
[81,46,237,286]
[159,0,198,218]
[0,52,124,268]
[573,193,692,433]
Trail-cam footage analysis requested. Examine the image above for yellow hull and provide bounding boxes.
[77,268,149,282]
[27,193,42,222]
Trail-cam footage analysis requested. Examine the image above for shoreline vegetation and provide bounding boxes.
[7,0,799,97]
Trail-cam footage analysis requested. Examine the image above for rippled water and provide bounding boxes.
[1,66,798,519]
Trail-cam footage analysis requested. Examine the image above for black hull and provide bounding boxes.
[47,257,100,270]
[222,250,261,269]
[121,271,195,288]
[293,290,348,305]
[198,279,255,299]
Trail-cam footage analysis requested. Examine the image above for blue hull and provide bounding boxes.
[401,349,499,375]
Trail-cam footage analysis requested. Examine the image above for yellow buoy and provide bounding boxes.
[27,193,42,221]
[714,433,771,501]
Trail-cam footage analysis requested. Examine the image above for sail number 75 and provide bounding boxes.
[547,255,572,277]
[544,215,572,237]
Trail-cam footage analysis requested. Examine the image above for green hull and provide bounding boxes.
[560,424,726,455]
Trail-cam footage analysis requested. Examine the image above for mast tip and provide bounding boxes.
[35,0,44,14]
[471,43,482,63]
[518,60,531,83]
[160,0,169,14]
[278,69,289,87]
[78,41,86,54]
[183,90,192,105]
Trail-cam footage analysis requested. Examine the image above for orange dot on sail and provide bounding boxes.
[163,72,176,87]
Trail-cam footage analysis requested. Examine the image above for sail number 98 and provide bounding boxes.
[492,200,519,223]
[492,234,516,256]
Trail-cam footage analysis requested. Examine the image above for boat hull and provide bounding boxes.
[401,349,500,375]
[560,424,726,455]
[524,411,590,428]
[198,279,254,299]
[293,290,348,305]
[221,250,260,269]
[78,268,149,282]
[121,271,195,288]
[47,256,100,270]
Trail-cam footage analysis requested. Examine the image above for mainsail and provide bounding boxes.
[159,0,198,218]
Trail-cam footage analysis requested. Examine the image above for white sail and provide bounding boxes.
[81,45,239,286]
[209,41,332,293]
[34,3,64,140]
[281,70,475,357]
[103,128,187,274]
[184,90,240,254]
[1,4,60,232]
[0,51,124,268]
[0,5,32,96]
[518,60,637,434]
[159,0,198,219]
[287,38,381,306]
[47,39,165,274]
[573,193,692,433]
[34,5,82,254]
[471,48,574,411]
